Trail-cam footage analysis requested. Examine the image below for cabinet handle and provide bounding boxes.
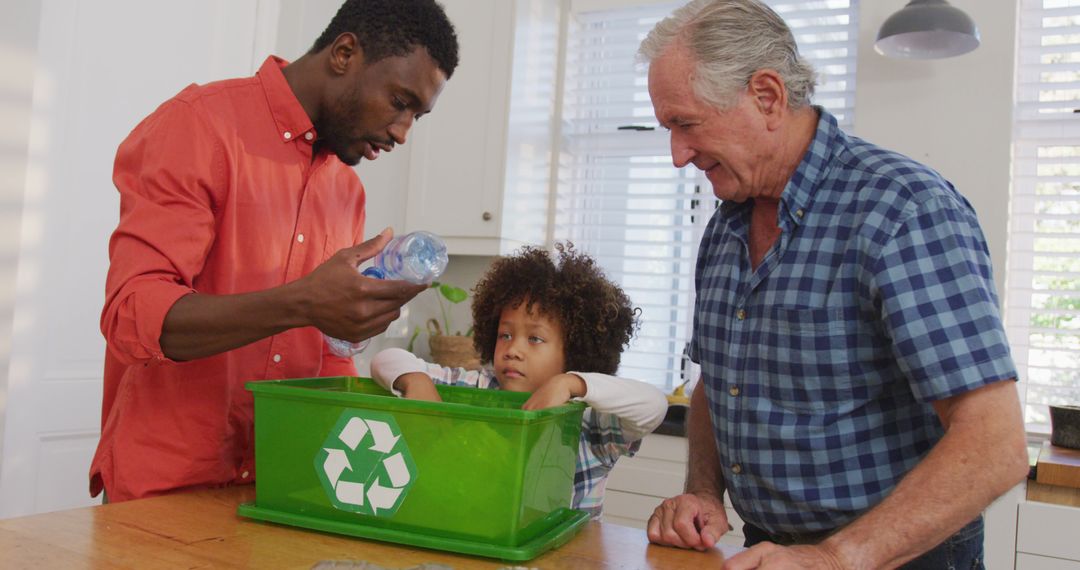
[482,211,492,221]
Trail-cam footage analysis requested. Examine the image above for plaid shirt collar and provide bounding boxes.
[717,106,838,234]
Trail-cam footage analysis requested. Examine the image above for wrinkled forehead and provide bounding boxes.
[647,45,696,110]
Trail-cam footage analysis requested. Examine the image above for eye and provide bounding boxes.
[392,97,407,111]
[529,336,545,344]
[497,332,511,341]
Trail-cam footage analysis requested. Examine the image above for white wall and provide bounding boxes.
[0,0,42,469]
[853,0,1017,298]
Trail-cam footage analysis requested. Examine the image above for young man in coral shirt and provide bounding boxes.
[92,0,459,502]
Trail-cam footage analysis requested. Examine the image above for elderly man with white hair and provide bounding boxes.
[640,1,1028,568]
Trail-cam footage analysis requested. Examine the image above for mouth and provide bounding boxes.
[502,368,524,379]
[360,140,395,161]
[361,141,381,161]
[697,161,720,175]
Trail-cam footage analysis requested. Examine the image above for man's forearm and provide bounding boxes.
[159,281,309,361]
[686,380,726,499]
[822,380,1029,569]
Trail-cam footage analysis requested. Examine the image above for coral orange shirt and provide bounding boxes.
[91,56,365,502]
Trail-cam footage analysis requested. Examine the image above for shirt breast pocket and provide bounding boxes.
[755,306,862,414]
[322,232,354,264]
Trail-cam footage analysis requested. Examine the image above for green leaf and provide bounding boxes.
[439,284,468,304]
[406,326,421,352]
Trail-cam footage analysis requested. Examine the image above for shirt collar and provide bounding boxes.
[778,106,838,228]
[257,56,316,144]
[716,106,839,226]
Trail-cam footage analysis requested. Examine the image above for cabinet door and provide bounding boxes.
[405,0,513,250]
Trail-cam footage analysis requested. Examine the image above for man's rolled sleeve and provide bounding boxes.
[101,99,221,365]
[103,280,193,364]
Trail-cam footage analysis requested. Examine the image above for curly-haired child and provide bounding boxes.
[371,243,667,518]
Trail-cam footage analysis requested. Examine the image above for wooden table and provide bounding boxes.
[1027,441,1080,508]
[0,486,731,569]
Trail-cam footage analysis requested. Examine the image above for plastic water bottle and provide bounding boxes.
[325,231,449,357]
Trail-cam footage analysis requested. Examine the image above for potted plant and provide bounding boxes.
[407,281,482,370]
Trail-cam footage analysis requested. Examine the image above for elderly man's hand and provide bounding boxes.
[723,542,847,570]
[646,492,729,551]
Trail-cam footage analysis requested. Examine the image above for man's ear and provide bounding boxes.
[747,69,788,130]
[328,32,364,76]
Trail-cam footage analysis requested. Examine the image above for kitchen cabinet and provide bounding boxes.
[404,0,560,255]
[1017,499,1080,568]
[605,434,747,547]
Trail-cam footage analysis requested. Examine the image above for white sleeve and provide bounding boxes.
[370,347,492,396]
[370,348,429,396]
[569,372,668,442]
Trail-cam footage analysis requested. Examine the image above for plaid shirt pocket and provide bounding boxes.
[756,306,862,414]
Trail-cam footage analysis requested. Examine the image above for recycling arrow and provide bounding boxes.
[315,411,416,517]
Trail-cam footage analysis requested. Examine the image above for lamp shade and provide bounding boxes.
[875,0,980,59]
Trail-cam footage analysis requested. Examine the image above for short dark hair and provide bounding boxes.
[471,243,640,375]
[311,0,459,79]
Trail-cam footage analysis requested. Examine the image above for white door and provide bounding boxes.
[0,0,277,518]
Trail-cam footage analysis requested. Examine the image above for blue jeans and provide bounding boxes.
[743,516,984,569]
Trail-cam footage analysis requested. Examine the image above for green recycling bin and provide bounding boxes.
[237,376,589,561]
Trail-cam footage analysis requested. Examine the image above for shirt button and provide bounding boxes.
[731,463,743,474]
[796,208,804,218]
[273,354,282,363]
[297,233,305,243]
[736,309,746,320]
[304,132,314,141]
[729,386,740,397]
[283,131,292,140]
[241,470,250,479]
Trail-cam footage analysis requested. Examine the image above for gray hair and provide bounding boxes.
[639,0,817,110]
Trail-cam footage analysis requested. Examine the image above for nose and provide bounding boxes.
[670,131,695,168]
[503,337,524,360]
[388,114,414,146]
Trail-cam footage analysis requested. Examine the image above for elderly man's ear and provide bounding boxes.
[747,69,788,130]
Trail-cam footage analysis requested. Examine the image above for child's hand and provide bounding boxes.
[394,372,443,402]
[522,373,587,410]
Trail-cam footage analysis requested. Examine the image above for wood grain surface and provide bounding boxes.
[0,485,732,569]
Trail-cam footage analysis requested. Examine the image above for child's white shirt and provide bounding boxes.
[370,347,667,517]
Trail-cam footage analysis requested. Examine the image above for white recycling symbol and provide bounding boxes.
[320,416,413,515]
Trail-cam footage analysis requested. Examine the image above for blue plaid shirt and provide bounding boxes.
[690,108,1017,534]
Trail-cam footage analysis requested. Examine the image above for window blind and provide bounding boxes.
[1010,0,1080,426]
[553,0,859,390]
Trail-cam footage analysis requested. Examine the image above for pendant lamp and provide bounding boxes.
[875,0,980,59]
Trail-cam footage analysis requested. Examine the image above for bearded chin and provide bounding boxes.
[312,124,361,165]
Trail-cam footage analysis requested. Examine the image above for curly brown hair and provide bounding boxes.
[471,243,639,375]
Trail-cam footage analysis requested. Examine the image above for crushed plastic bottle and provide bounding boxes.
[325,231,449,357]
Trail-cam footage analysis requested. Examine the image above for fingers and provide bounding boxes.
[356,274,428,301]
[698,510,731,548]
[647,495,707,550]
[347,227,394,264]
[334,305,403,343]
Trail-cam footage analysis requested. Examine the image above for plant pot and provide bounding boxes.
[1050,405,1080,450]
[429,334,482,370]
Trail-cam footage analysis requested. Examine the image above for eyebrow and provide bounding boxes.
[399,87,432,114]
[498,320,555,335]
